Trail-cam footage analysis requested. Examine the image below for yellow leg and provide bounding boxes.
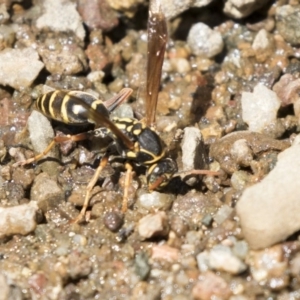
[13,140,56,167]
[70,154,109,224]
[122,162,133,213]
[13,132,91,167]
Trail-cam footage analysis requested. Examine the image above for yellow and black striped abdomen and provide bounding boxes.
[36,90,110,125]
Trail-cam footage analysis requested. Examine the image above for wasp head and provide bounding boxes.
[146,158,178,190]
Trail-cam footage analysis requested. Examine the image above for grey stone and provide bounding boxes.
[241,84,281,133]
[27,110,60,175]
[138,211,169,239]
[0,48,44,90]
[0,202,38,239]
[36,0,85,40]
[237,136,300,249]
[276,5,300,46]
[136,191,174,211]
[158,0,214,19]
[187,23,223,58]
[224,0,270,19]
[30,173,64,212]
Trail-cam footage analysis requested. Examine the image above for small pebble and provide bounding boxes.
[208,245,247,274]
[12,168,35,189]
[185,230,203,245]
[170,216,188,237]
[187,23,223,58]
[138,211,169,240]
[273,74,300,107]
[224,0,270,18]
[1,165,11,181]
[0,273,10,299]
[248,245,289,290]
[192,271,232,300]
[27,111,53,149]
[200,121,223,143]
[136,191,174,211]
[210,131,289,174]
[197,245,247,275]
[170,58,191,74]
[290,252,300,277]
[241,84,281,133]
[237,136,300,249]
[230,170,252,190]
[77,0,118,31]
[202,175,220,193]
[201,214,213,227]
[6,182,25,204]
[0,4,9,24]
[213,205,234,225]
[87,70,105,83]
[196,251,210,272]
[67,252,92,280]
[30,173,64,212]
[276,5,300,46]
[134,252,150,280]
[159,0,214,19]
[0,25,15,50]
[151,244,179,262]
[232,240,249,260]
[171,191,215,229]
[36,0,85,40]
[27,110,59,176]
[55,244,70,257]
[72,234,87,246]
[0,98,11,127]
[103,211,124,232]
[181,126,205,173]
[230,139,253,167]
[0,202,38,239]
[0,48,44,90]
[39,45,88,76]
[28,273,48,296]
[252,29,274,63]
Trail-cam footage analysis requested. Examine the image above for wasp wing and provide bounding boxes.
[146,0,167,127]
[68,93,135,151]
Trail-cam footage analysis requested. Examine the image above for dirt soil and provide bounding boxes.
[1,0,300,299]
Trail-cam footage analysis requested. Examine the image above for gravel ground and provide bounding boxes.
[2,0,300,299]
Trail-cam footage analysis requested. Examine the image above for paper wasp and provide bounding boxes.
[13,1,178,223]
[13,0,217,223]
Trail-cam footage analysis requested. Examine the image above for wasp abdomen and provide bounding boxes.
[36,90,109,125]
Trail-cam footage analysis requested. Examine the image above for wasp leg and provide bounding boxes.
[13,132,91,167]
[122,162,133,213]
[71,154,109,224]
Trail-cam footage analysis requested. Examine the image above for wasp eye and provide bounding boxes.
[147,158,178,190]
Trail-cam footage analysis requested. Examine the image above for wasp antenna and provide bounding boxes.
[174,169,220,179]
[146,0,167,127]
